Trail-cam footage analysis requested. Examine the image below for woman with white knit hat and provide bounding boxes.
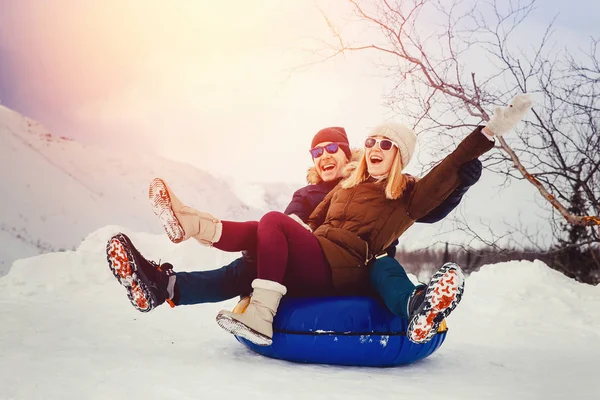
[108,94,533,346]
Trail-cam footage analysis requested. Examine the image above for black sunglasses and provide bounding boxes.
[310,142,347,158]
[364,137,398,151]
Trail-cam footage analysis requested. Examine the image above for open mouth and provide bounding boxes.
[369,155,383,165]
[320,163,336,172]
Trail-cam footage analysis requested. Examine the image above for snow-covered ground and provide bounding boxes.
[0,226,598,400]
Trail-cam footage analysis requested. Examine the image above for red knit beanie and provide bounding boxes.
[311,127,351,160]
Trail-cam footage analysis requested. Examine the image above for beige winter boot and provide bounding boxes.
[149,178,222,245]
[216,279,287,346]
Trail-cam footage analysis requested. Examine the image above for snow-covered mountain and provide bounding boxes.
[0,227,598,399]
[0,105,297,275]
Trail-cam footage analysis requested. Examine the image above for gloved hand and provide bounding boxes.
[458,158,482,188]
[288,213,312,232]
[486,93,533,137]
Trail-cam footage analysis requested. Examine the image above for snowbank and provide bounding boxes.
[1,226,598,399]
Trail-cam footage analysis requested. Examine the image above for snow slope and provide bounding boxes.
[0,226,598,400]
[0,105,296,275]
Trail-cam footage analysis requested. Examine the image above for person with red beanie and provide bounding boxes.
[104,94,527,347]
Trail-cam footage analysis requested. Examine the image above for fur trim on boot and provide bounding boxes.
[215,279,287,346]
[149,178,222,245]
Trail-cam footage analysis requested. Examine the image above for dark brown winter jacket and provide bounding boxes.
[307,127,495,294]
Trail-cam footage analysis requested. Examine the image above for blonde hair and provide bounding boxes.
[341,148,408,199]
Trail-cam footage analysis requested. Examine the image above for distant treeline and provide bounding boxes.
[396,244,600,285]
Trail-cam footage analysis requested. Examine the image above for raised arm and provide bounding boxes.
[408,93,533,220]
[416,158,482,224]
[407,127,494,220]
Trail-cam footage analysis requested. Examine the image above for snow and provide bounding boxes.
[1,226,599,399]
[0,104,297,276]
[1,102,598,399]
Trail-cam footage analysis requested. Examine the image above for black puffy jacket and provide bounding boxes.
[284,179,341,222]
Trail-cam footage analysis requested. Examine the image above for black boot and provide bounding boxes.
[407,263,465,344]
[106,233,178,312]
[407,284,427,317]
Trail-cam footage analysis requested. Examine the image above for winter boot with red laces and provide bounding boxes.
[106,233,178,312]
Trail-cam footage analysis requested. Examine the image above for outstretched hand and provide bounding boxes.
[486,94,533,137]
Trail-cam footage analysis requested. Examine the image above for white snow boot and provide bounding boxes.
[216,279,287,346]
[407,262,465,344]
[149,178,222,245]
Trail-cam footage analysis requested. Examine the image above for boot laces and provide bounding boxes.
[408,285,427,317]
[152,259,174,274]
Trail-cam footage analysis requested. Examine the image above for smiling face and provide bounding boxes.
[312,141,349,182]
[365,136,398,177]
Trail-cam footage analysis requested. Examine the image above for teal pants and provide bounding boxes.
[369,256,422,319]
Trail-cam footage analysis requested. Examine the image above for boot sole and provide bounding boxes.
[149,178,185,244]
[215,312,273,346]
[407,263,465,344]
[106,234,155,312]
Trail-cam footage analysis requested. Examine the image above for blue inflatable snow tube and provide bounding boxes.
[233,296,447,367]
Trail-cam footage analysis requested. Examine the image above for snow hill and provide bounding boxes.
[0,105,297,275]
[0,226,598,399]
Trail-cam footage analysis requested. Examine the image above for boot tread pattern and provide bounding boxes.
[407,262,465,344]
[149,178,185,244]
[106,235,154,312]
[216,313,272,346]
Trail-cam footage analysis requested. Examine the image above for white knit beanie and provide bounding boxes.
[369,122,417,167]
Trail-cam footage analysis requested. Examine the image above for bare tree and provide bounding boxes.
[316,0,600,282]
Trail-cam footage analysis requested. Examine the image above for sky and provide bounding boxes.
[0,0,598,184]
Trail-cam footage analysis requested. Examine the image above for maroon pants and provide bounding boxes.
[214,211,334,296]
